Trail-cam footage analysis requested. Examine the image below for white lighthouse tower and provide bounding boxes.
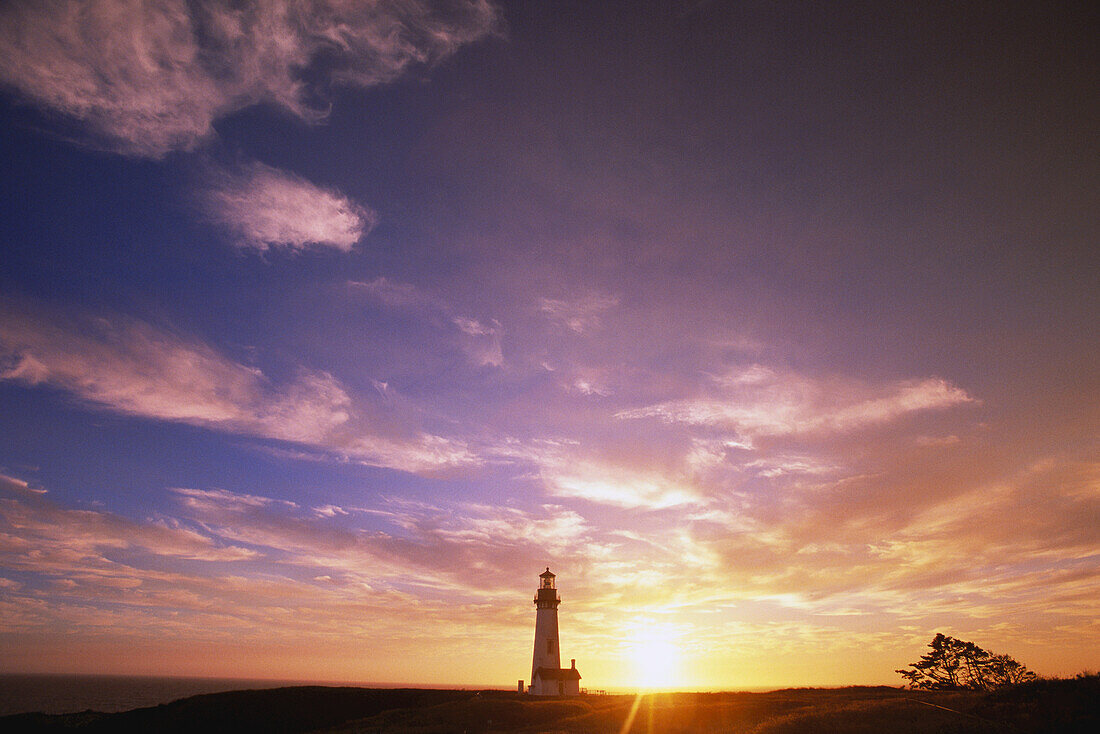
[529,567,581,696]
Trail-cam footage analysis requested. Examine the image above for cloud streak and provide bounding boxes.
[0,0,501,157]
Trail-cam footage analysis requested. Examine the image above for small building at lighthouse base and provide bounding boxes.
[531,659,581,696]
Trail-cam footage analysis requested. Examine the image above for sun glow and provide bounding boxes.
[622,621,683,690]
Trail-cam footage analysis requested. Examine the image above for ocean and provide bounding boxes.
[0,674,332,716]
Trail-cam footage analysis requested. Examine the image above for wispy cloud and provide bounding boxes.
[352,277,505,368]
[617,365,974,441]
[161,487,594,599]
[542,459,705,510]
[0,306,351,443]
[312,504,348,519]
[569,370,613,396]
[0,0,501,157]
[3,459,1097,682]
[347,433,478,474]
[173,487,299,514]
[350,277,434,309]
[451,316,503,367]
[0,475,620,687]
[1,475,259,565]
[0,304,475,473]
[0,476,541,672]
[538,293,620,334]
[200,162,374,252]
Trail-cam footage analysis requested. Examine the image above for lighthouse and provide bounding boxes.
[529,567,581,696]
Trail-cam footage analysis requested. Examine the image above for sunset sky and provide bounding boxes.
[0,1,1097,690]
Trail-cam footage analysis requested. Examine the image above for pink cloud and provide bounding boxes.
[201,162,375,252]
[451,316,503,367]
[150,487,604,607]
[432,503,590,554]
[2,462,1096,683]
[5,478,583,606]
[312,504,348,518]
[173,487,299,514]
[0,305,476,474]
[0,306,351,442]
[0,477,549,674]
[0,473,47,495]
[352,277,505,368]
[348,432,479,474]
[350,277,434,308]
[541,458,706,510]
[565,366,614,396]
[616,366,974,439]
[0,475,258,565]
[0,0,501,157]
[538,293,620,334]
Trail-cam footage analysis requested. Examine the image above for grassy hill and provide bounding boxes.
[3,675,1096,733]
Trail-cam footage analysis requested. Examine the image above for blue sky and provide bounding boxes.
[0,0,1097,688]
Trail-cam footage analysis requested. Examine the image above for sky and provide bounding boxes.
[0,0,1096,690]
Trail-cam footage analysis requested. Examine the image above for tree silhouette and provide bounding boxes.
[896,633,1037,690]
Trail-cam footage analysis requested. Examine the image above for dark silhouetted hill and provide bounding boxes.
[3,675,1096,733]
[0,687,474,733]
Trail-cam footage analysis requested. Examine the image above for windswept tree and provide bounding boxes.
[897,634,1037,690]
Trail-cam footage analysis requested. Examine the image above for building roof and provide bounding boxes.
[539,567,555,578]
[534,666,582,681]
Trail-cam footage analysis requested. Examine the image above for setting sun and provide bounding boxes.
[622,622,684,690]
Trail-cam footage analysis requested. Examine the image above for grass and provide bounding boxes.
[3,675,1096,733]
